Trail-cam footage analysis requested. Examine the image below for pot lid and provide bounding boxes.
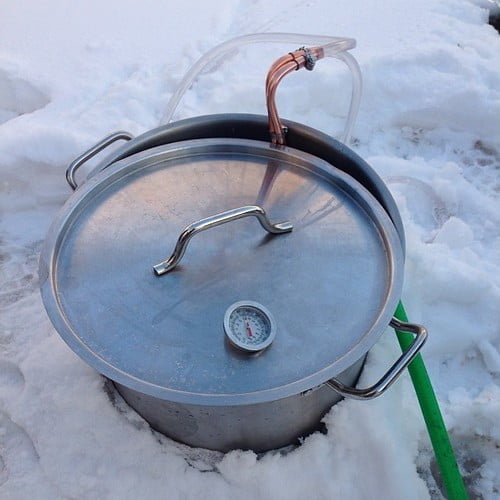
[40,138,403,405]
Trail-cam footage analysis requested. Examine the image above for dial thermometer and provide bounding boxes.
[224,301,276,353]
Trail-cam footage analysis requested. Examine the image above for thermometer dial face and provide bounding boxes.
[224,301,276,353]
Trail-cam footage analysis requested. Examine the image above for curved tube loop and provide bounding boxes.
[266,47,363,146]
[266,46,325,145]
[160,33,361,145]
[153,205,293,276]
[326,318,428,399]
[66,131,134,190]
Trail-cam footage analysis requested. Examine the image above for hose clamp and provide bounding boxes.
[301,47,317,71]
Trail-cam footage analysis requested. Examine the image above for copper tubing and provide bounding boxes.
[266,46,324,145]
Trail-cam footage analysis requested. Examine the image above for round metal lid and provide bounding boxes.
[40,138,404,405]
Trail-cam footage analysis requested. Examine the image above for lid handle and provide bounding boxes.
[153,205,293,276]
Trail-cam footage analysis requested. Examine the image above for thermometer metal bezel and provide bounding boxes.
[223,301,276,353]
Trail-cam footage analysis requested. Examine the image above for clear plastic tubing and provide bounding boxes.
[160,33,362,145]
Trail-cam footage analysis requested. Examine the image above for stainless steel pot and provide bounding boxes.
[40,114,426,452]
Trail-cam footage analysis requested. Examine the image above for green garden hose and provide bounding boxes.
[393,301,468,499]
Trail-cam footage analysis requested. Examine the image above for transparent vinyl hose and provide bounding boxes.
[160,33,362,145]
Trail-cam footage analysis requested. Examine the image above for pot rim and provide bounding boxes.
[40,136,404,406]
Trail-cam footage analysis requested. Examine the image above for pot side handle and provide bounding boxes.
[326,318,427,400]
[66,131,134,190]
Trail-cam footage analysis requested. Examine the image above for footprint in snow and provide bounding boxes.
[0,359,25,398]
[0,65,50,125]
[0,411,40,486]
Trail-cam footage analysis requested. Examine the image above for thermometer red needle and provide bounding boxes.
[245,320,253,337]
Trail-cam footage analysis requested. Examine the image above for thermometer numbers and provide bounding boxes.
[224,301,276,353]
[228,307,269,345]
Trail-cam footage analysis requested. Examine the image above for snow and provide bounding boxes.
[1,0,499,498]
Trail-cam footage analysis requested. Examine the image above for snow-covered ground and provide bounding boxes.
[1,0,499,498]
